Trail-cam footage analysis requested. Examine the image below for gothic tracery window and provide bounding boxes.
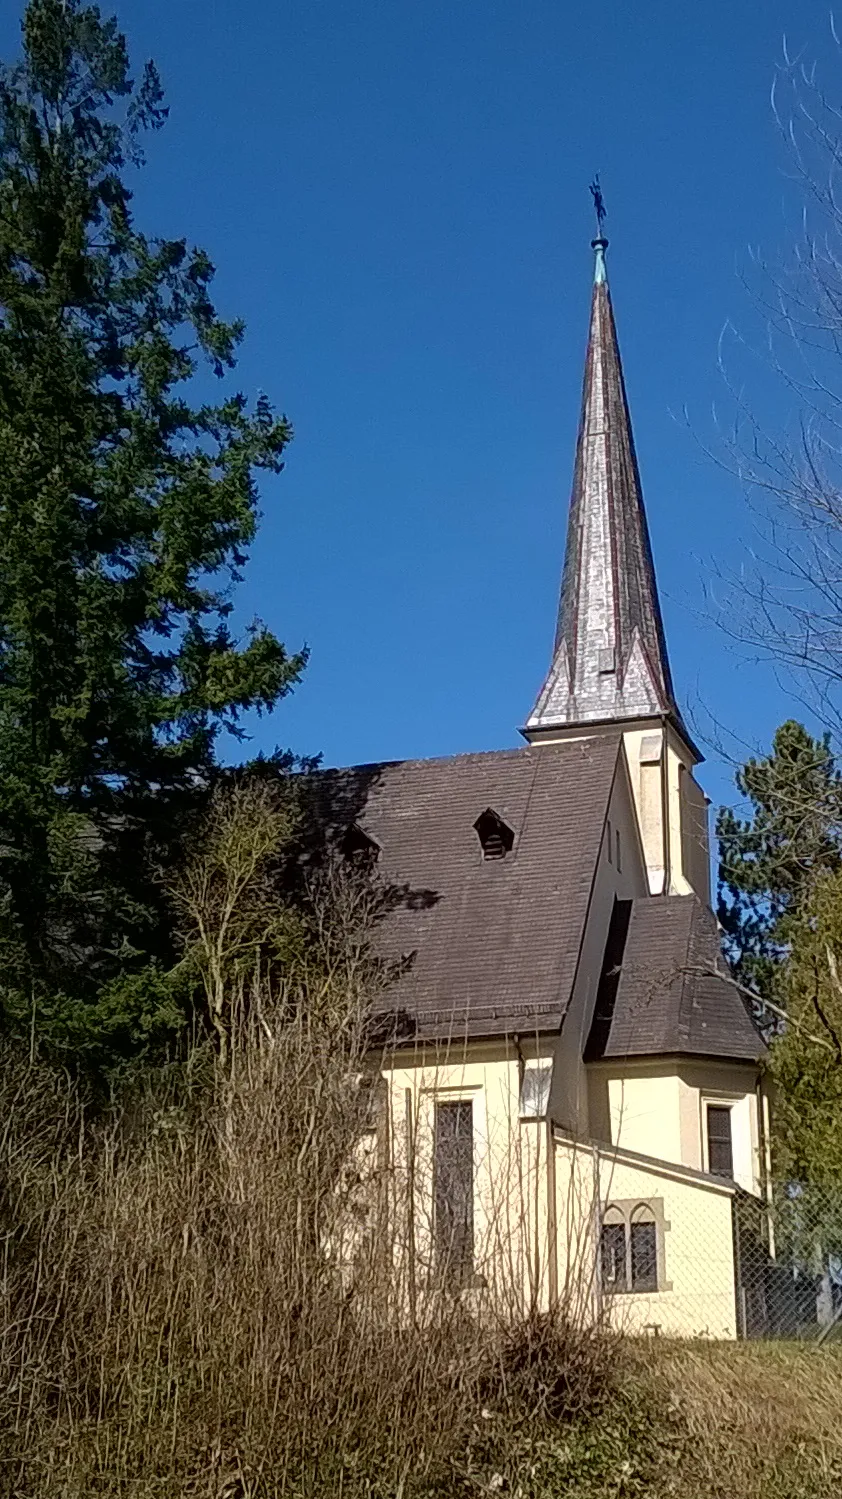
[600,1200,665,1294]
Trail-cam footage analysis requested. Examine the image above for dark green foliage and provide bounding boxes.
[716,721,842,1005]
[0,1,304,1073]
[768,867,842,1198]
[718,723,842,1194]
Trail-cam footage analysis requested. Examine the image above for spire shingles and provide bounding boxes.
[525,238,682,738]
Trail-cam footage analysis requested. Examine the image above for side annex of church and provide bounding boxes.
[318,229,767,1339]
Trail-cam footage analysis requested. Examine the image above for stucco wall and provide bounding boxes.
[373,1043,743,1340]
[677,763,710,902]
[607,1070,682,1160]
[621,723,710,901]
[587,1058,763,1195]
[677,1061,761,1195]
[554,1134,738,1339]
[622,725,666,895]
[381,1039,555,1312]
[595,1150,737,1338]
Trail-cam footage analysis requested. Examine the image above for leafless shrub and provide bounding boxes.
[0,781,615,1498]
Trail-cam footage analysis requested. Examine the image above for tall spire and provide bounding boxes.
[525,228,683,740]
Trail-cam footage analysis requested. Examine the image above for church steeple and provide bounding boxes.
[524,231,684,741]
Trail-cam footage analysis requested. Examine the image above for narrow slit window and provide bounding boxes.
[434,1100,474,1283]
[615,827,621,872]
[606,819,613,863]
[706,1105,734,1178]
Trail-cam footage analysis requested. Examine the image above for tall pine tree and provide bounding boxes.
[717,720,842,1003]
[0,1,305,1069]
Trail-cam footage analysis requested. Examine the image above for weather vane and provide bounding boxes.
[589,175,606,237]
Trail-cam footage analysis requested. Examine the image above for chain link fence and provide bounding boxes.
[589,1142,842,1343]
[734,1184,842,1342]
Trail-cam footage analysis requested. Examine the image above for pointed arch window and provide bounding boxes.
[599,1199,669,1295]
[474,808,515,861]
[600,1205,628,1293]
[629,1204,658,1292]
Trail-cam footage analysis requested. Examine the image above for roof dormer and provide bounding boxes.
[474,808,514,861]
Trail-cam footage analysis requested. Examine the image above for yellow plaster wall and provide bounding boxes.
[596,1151,738,1339]
[553,1135,739,1340]
[381,1040,555,1313]
[588,1059,763,1195]
[621,724,710,900]
[665,736,692,897]
[677,1062,762,1195]
[606,1071,682,1162]
[550,1135,603,1322]
[622,725,666,895]
[369,1047,744,1340]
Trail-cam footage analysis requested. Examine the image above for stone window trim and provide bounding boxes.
[599,1197,672,1295]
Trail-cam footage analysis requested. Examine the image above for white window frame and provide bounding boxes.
[701,1094,737,1179]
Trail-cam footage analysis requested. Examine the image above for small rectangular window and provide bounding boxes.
[519,1063,552,1118]
[615,827,621,871]
[600,1221,627,1292]
[606,819,613,863]
[434,1099,474,1283]
[706,1104,734,1178]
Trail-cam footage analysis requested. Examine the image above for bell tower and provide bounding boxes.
[523,221,709,900]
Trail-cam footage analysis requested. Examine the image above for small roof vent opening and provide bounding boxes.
[474,808,515,861]
[340,823,380,865]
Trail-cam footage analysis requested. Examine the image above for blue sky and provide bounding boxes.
[2,0,835,814]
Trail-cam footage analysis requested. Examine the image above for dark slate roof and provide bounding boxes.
[526,239,688,741]
[306,738,622,1042]
[586,894,764,1063]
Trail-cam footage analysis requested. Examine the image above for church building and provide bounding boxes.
[320,229,766,1339]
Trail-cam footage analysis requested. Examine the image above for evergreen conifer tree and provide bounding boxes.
[767,866,842,1194]
[716,720,842,1003]
[0,0,304,1069]
[718,723,842,1192]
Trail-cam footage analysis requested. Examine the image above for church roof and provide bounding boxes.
[585,895,764,1063]
[526,237,686,740]
[303,744,762,1062]
[305,737,622,1041]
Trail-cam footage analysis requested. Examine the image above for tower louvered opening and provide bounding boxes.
[474,808,514,861]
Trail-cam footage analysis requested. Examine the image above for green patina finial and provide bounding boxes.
[589,174,608,283]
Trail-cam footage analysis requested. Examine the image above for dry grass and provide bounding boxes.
[635,1339,842,1499]
[5,1025,842,1498]
[0,1005,613,1499]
